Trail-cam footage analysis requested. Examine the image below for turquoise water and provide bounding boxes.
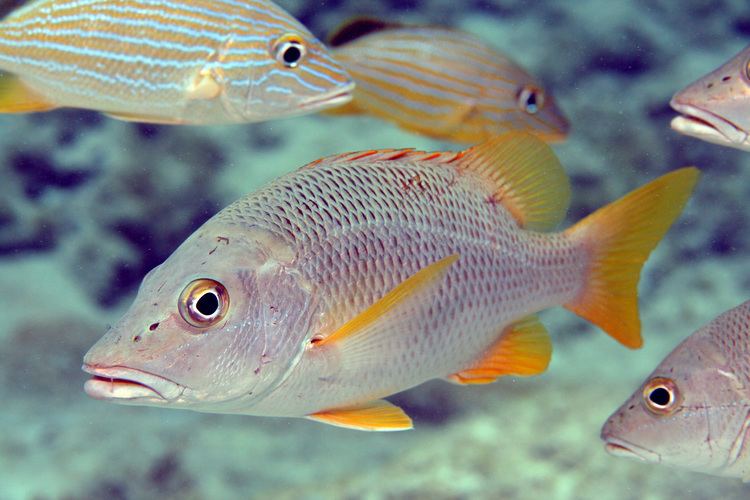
[1,1,750,498]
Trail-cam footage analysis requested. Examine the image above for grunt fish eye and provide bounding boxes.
[273,34,307,68]
[517,85,545,114]
[642,377,680,415]
[746,60,750,81]
[178,279,230,328]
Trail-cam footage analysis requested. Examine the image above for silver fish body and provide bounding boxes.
[602,300,750,480]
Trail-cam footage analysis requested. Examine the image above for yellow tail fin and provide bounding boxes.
[564,167,700,348]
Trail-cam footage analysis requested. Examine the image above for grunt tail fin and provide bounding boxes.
[564,167,700,348]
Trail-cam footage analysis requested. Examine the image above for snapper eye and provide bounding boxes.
[517,85,545,114]
[178,279,229,328]
[642,377,680,415]
[273,33,307,68]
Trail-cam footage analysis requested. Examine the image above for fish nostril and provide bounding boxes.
[722,76,732,82]
[133,335,142,343]
[149,322,160,331]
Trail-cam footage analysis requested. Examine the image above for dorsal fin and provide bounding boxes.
[457,132,571,231]
[327,17,404,47]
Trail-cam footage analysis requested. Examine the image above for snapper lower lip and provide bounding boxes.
[669,101,747,143]
[603,438,661,463]
[82,365,184,401]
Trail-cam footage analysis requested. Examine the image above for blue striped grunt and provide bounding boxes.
[0,0,354,124]
[326,19,569,144]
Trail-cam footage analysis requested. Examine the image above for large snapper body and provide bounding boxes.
[83,134,698,430]
[233,152,584,417]
[602,300,750,480]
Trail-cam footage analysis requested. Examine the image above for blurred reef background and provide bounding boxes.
[2,0,750,498]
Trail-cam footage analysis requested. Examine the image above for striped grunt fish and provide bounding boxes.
[83,133,696,431]
[0,0,354,124]
[326,19,569,143]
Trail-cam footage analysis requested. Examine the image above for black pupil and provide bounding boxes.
[649,387,671,407]
[526,92,537,107]
[283,44,302,65]
[195,292,219,317]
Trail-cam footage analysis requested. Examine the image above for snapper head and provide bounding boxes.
[601,325,750,477]
[83,224,317,414]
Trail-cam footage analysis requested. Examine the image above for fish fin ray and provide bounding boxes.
[564,167,700,348]
[0,73,56,113]
[446,314,551,385]
[316,254,458,354]
[457,132,571,231]
[307,399,412,431]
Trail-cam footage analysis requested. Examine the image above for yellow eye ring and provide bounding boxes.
[517,85,545,114]
[178,279,230,328]
[642,377,680,416]
[273,33,307,68]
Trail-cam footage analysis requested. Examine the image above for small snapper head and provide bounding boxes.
[670,44,750,151]
[601,327,749,477]
[227,22,354,121]
[83,224,317,414]
[511,80,570,143]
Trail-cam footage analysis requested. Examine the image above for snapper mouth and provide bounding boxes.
[82,365,184,403]
[602,437,661,463]
[670,100,748,146]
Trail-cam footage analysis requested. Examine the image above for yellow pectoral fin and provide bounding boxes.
[0,73,56,113]
[316,254,459,348]
[307,399,413,431]
[447,314,552,385]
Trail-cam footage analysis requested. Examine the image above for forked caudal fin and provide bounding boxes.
[564,167,700,348]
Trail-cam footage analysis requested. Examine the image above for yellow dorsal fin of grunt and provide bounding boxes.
[447,314,552,385]
[307,399,413,431]
[564,167,700,348]
[0,73,56,113]
[457,132,572,231]
[315,254,458,350]
[327,17,404,47]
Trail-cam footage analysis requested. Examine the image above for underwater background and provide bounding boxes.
[1,0,750,498]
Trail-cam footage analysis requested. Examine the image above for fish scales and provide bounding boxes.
[0,0,353,122]
[82,134,698,430]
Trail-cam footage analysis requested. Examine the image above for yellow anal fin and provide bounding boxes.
[104,111,184,125]
[0,73,56,113]
[564,167,700,349]
[316,254,458,348]
[457,133,571,231]
[307,399,413,431]
[447,315,552,385]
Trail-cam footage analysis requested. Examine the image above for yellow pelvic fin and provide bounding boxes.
[458,132,571,231]
[320,98,364,116]
[0,73,56,113]
[564,167,700,349]
[307,399,413,431]
[315,254,459,348]
[447,314,552,385]
[103,111,184,125]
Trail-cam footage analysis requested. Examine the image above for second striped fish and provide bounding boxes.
[327,19,569,143]
[0,0,354,124]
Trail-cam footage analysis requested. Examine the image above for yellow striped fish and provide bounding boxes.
[0,0,354,124]
[326,19,569,144]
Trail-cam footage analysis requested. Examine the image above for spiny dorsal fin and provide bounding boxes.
[328,17,404,47]
[302,147,462,170]
[458,132,571,231]
[0,73,56,113]
[307,399,412,431]
[447,314,552,385]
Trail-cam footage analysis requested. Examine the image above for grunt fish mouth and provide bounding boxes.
[300,83,355,110]
[602,437,661,463]
[82,365,184,402]
[670,101,748,145]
